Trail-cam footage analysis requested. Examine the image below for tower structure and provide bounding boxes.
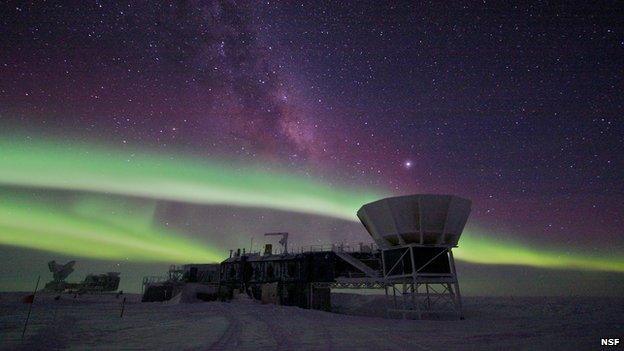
[357,194,471,319]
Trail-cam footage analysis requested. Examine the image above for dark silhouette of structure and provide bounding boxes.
[142,194,471,319]
[43,260,120,293]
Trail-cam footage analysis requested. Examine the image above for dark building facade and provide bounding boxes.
[219,250,381,310]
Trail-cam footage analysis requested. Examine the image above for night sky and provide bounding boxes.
[0,1,622,294]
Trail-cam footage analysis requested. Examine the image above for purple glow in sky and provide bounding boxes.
[0,1,622,294]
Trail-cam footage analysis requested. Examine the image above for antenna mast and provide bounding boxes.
[264,232,289,254]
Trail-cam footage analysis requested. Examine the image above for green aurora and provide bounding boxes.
[0,193,219,262]
[0,139,622,272]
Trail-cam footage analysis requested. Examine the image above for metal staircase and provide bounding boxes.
[334,251,380,278]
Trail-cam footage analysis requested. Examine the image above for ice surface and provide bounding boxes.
[166,283,219,305]
[1,292,622,350]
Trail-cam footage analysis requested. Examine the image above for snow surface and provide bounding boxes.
[1,292,622,350]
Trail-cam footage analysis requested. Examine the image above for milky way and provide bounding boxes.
[0,1,622,291]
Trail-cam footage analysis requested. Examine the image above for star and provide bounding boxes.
[0,0,621,296]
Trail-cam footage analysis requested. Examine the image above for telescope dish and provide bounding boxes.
[357,194,471,249]
[48,260,76,282]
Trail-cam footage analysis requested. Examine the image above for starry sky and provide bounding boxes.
[0,1,622,294]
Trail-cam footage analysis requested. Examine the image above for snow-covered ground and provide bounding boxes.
[1,292,622,350]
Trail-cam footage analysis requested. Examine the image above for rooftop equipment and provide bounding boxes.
[264,232,289,254]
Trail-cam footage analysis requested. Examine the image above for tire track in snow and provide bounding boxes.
[250,305,296,351]
[299,309,335,350]
[208,304,241,351]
